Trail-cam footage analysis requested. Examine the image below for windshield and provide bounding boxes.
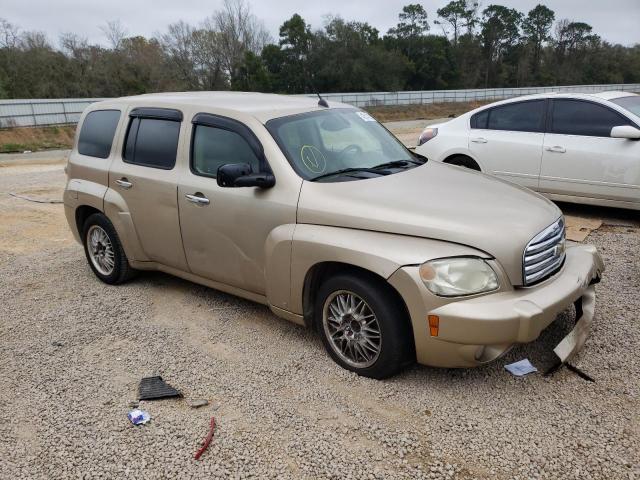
[610,96,640,118]
[266,109,418,181]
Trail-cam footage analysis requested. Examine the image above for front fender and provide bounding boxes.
[287,224,489,314]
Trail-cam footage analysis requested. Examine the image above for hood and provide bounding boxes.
[297,161,562,285]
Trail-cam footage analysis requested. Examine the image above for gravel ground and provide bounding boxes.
[0,156,638,480]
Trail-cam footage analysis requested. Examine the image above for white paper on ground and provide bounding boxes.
[127,409,151,425]
[504,359,537,376]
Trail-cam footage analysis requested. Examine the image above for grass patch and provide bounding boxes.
[0,125,75,153]
[365,100,492,123]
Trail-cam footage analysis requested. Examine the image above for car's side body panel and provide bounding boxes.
[64,102,127,241]
[469,129,544,189]
[176,114,301,296]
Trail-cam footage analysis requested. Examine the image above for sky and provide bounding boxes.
[2,0,639,47]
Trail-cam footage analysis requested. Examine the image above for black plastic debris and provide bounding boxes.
[138,376,182,400]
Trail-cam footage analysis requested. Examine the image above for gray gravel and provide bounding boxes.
[0,158,638,479]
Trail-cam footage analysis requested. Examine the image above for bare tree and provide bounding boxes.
[20,31,50,49]
[101,19,128,49]
[207,0,271,79]
[59,32,88,57]
[0,18,19,48]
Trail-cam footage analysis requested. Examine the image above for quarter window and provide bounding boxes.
[191,125,261,177]
[77,110,121,158]
[550,100,630,137]
[470,109,489,129]
[124,117,181,169]
[486,100,545,132]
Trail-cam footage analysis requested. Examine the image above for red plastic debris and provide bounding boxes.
[194,416,216,460]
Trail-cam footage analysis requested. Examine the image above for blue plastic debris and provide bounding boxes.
[127,409,150,425]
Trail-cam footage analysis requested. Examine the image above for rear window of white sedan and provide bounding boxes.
[471,100,545,133]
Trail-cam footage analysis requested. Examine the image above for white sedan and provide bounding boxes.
[415,92,640,210]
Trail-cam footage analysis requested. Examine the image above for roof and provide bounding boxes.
[100,91,350,123]
[589,91,638,100]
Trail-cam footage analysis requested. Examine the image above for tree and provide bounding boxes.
[101,20,128,50]
[277,14,313,92]
[313,17,410,92]
[555,20,598,54]
[388,4,430,40]
[435,0,478,45]
[160,21,199,89]
[522,4,554,75]
[231,51,272,91]
[0,18,19,48]
[480,5,523,86]
[207,0,270,81]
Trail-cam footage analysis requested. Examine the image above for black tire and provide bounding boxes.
[81,212,135,285]
[315,271,414,379]
[445,155,481,171]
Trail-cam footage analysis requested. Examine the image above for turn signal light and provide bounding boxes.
[428,315,439,337]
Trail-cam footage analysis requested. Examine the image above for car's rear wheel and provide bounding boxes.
[82,213,135,284]
[316,272,413,379]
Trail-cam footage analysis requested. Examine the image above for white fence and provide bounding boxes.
[1,84,639,128]
[304,83,640,108]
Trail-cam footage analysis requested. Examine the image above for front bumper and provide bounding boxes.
[388,244,604,368]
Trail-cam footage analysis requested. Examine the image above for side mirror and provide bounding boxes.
[217,163,275,188]
[610,125,640,140]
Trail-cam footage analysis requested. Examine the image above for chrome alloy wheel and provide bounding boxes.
[87,225,115,276]
[322,290,382,368]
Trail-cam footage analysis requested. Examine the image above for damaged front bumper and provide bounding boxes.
[389,244,604,368]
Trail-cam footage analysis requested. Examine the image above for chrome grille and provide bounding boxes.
[523,217,566,285]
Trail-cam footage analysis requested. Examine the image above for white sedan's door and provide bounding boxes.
[539,99,640,204]
[468,100,546,189]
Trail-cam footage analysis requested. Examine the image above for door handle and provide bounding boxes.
[545,146,566,153]
[115,178,133,189]
[471,137,488,144]
[185,193,210,205]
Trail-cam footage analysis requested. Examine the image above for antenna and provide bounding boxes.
[317,92,329,108]
[309,74,329,108]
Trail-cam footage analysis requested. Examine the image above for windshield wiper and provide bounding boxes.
[371,159,423,170]
[309,167,390,182]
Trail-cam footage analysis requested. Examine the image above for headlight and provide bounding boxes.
[418,127,438,146]
[419,257,499,297]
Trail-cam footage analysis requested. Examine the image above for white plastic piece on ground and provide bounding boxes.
[127,409,150,425]
[505,359,537,376]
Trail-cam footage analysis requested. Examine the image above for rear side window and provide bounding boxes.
[124,117,180,169]
[77,110,121,158]
[192,125,261,177]
[486,100,545,132]
[550,99,630,137]
[470,110,488,129]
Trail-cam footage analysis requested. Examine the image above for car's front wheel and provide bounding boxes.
[82,213,135,284]
[316,272,414,379]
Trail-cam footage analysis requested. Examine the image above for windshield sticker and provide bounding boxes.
[355,111,376,122]
[300,145,327,174]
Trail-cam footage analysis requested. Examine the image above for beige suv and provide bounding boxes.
[64,92,604,378]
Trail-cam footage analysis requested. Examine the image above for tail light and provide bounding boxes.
[418,127,438,146]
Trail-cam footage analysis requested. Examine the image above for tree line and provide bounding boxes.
[0,0,639,99]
